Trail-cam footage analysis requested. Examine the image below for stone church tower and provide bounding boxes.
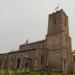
[0,9,73,73]
[46,9,73,72]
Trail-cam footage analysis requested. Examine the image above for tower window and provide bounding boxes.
[65,19,67,26]
[53,19,56,25]
[53,16,56,25]
[74,56,75,63]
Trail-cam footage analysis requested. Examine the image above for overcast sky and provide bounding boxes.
[0,0,75,53]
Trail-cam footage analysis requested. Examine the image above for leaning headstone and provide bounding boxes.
[63,72,67,75]
[27,68,30,73]
[73,63,75,75]
[0,69,5,75]
[0,69,1,75]
[8,69,13,75]
[20,67,29,75]
[20,68,26,75]
[41,71,51,75]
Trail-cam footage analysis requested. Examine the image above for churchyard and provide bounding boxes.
[0,69,74,75]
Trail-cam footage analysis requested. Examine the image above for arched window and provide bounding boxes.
[41,54,44,64]
[25,62,28,67]
[17,58,20,69]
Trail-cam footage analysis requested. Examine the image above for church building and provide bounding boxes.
[0,9,74,72]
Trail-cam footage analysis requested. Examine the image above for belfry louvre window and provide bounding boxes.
[65,18,67,26]
[53,16,56,25]
[74,56,75,63]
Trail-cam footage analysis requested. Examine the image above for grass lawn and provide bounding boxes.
[51,72,63,75]
[50,72,74,75]
[3,69,21,75]
[1,69,74,75]
[27,71,74,75]
[27,71,41,75]
[13,70,21,75]
[3,69,9,75]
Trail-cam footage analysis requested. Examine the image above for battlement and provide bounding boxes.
[49,9,68,18]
